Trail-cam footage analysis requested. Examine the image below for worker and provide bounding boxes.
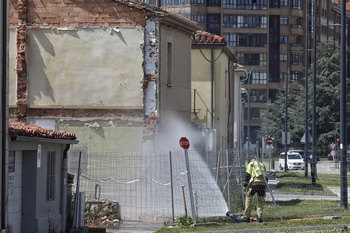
[239,156,268,223]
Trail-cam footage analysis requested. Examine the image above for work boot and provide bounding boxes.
[257,217,263,223]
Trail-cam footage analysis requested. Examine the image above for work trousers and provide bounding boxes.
[243,184,266,219]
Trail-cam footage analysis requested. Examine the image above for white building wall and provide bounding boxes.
[21,27,144,109]
[8,150,22,233]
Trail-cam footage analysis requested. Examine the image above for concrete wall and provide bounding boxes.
[9,141,66,233]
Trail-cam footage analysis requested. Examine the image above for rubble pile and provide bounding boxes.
[85,199,120,227]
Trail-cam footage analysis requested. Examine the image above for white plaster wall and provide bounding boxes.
[191,48,230,151]
[9,28,17,107]
[191,49,213,128]
[26,27,144,108]
[158,26,192,124]
[8,150,22,233]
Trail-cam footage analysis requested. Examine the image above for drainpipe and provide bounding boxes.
[211,47,214,129]
[61,144,70,232]
[1,0,9,231]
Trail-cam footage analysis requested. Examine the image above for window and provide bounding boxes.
[167,38,173,86]
[291,52,303,64]
[191,0,205,3]
[249,89,267,103]
[191,14,205,23]
[280,0,289,7]
[270,0,279,8]
[207,0,221,6]
[242,71,267,85]
[206,14,221,35]
[291,0,301,8]
[223,0,268,10]
[290,71,303,82]
[46,151,56,201]
[280,17,289,25]
[280,54,287,62]
[236,52,267,66]
[251,71,267,84]
[145,0,157,5]
[280,35,288,44]
[223,14,267,29]
[161,0,190,6]
[225,32,267,46]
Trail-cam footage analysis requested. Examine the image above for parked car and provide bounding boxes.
[288,149,306,159]
[279,152,305,170]
[328,150,338,161]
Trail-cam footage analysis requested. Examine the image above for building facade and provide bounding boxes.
[151,0,350,150]
[9,0,203,221]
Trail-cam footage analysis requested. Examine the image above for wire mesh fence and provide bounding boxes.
[68,147,350,224]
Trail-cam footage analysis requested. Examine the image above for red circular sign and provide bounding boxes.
[179,137,190,149]
[266,137,273,145]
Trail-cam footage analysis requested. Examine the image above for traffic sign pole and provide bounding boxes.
[265,137,273,171]
[179,137,196,224]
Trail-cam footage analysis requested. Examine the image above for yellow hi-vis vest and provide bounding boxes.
[246,161,267,186]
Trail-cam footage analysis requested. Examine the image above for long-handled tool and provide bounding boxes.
[181,185,187,217]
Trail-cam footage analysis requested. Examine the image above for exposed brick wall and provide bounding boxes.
[23,0,150,27]
[9,108,144,118]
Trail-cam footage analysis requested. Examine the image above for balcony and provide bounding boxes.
[290,24,304,35]
[291,8,304,17]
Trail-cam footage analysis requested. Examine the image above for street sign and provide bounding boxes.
[266,137,273,145]
[179,137,190,149]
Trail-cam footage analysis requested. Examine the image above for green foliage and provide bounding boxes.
[176,215,194,227]
[258,38,349,149]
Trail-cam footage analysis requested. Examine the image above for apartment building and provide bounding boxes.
[146,0,350,149]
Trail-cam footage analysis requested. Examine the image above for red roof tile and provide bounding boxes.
[9,120,77,140]
[331,0,350,11]
[192,30,226,44]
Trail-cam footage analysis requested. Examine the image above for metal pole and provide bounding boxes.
[304,0,309,178]
[184,149,196,224]
[211,48,214,129]
[169,151,175,221]
[73,152,82,229]
[311,0,317,185]
[0,0,8,230]
[247,71,250,162]
[284,41,289,172]
[247,67,255,162]
[339,0,348,209]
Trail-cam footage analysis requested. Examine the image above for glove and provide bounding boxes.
[243,182,248,188]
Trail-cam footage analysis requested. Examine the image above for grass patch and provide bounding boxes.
[273,172,348,195]
[157,216,350,233]
[155,166,350,233]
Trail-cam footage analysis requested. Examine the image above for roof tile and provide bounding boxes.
[192,30,226,44]
[9,120,77,140]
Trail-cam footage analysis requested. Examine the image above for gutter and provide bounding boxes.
[61,144,71,232]
[11,136,79,145]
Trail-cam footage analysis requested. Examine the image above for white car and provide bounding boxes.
[279,152,305,170]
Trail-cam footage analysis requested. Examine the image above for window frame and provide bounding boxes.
[46,151,56,201]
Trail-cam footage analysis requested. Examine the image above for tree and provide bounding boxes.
[258,39,348,150]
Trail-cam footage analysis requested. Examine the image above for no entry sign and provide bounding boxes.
[266,137,273,145]
[179,137,190,149]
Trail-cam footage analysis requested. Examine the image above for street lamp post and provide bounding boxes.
[241,66,255,163]
[304,1,310,178]
[284,40,289,172]
[311,0,317,185]
[247,67,255,162]
[339,0,347,210]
